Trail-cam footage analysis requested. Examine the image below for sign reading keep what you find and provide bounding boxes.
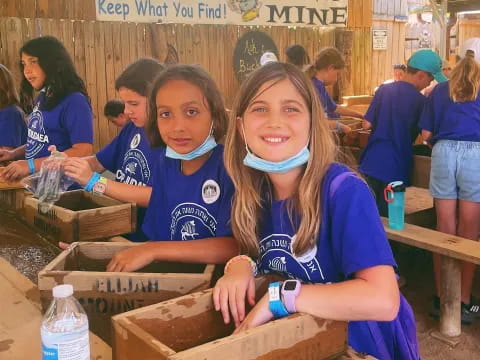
[95,0,348,27]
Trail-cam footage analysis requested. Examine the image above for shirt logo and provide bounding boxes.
[181,220,200,240]
[130,133,141,149]
[115,132,151,186]
[259,233,325,282]
[269,256,287,273]
[26,109,48,158]
[170,203,217,240]
[202,179,220,204]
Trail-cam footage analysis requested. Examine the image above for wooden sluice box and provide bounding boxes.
[112,277,348,360]
[0,171,29,212]
[38,242,215,344]
[23,189,136,242]
[0,188,28,212]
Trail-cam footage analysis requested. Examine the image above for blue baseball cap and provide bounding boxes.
[407,50,448,83]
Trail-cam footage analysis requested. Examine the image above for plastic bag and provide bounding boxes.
[21,151,75,212]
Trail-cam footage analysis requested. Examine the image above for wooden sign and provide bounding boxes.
[95,0,348,27]
[233,31,278,82]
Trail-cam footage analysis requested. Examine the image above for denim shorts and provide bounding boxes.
[430,140,480,202]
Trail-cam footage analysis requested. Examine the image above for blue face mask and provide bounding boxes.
[241,124,310,174]
[165,123,217,161]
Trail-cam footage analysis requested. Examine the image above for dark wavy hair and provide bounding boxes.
[115,58,164,96]
[146,65,228,148]
[19,36,89,113]
[286,44,310,68]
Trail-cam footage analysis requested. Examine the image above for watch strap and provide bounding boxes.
[268,282,289,318]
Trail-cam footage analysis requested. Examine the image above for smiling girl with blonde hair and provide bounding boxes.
[214,62,420,360]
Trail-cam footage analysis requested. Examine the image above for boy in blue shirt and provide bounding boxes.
[359,50,447,216]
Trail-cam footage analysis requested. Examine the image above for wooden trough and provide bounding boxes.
[112,276,349,360]
[0,169,28,212]
[23,190,136,243]
[38,242,215,344]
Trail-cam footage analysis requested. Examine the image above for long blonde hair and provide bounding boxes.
[224,62,336,257]
[449,55,480,102]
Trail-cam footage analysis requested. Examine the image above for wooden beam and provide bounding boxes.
[382,218,480,265]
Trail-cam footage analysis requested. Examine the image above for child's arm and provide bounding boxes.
[0,143,93,181]
[0,144,26,162]
[106,237,240,272]
[213,258,256,328]
[335,107,364,119]
[233,264,399,333]
[64,157,152,207]
[362,119,372,130]
[421,129,432,142]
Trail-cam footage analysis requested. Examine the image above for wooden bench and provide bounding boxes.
[405,187,435,228]
[383,218,480,344]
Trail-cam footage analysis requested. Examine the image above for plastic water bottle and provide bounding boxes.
[384,181,406,230]
[41,284,90,360]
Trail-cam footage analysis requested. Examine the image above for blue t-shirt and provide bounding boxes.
[312,77,340,119]
[96,122,157,242]
[257,163,419,360]
[0,105,27,148]
[419,81,480,144]
[142,144,233,241]
[359,82,426,185]
[25,92,94,159]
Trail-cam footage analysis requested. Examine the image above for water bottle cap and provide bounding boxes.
[388,181,406,192]
[53,284,74,298]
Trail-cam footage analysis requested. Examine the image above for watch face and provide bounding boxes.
[284,280,297,291]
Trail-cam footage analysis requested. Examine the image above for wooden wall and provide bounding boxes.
[0,17,336,150]
[343,0,373,96]
[370,20,407,92]
[458,19,480,48]
[0,0,376,149]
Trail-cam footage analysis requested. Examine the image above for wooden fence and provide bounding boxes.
[0,17,336,150]
[458,19,480,48]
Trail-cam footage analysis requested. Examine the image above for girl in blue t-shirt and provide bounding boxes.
[213,62,420,360]
[0,36,93,181]
[306,47,363,133]
[65,65,238,270]
[64,58,164,241]
[419,54,480,321]
[0,64,27,153]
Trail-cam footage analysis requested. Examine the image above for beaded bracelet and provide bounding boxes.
[224,255,258,276]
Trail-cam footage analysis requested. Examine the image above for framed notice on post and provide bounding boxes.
[372,30,388,50]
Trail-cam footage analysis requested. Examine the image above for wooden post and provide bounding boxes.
[439,256,462,337]
[431,256,462,346]
[335,28,354,99]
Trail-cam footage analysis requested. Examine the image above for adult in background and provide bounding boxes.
[0,36,93,181]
